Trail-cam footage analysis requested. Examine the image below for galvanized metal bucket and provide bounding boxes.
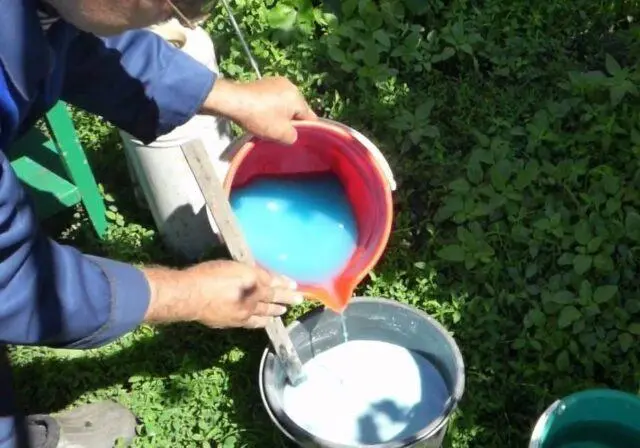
[259,297,465,448]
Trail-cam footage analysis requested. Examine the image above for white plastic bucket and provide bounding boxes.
[120,20,233,261]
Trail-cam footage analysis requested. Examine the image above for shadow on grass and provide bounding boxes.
[10,324,289,447]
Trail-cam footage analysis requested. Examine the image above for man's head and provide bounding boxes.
[45,0,212,36]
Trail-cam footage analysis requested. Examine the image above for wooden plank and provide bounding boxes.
[181,140,305,385]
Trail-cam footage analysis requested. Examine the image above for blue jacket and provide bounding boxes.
[0,1,217,445]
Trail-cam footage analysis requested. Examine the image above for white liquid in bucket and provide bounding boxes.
[282,340,449,445]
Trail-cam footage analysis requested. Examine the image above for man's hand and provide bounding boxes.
[201,76,318,145]
[142,260,302,329]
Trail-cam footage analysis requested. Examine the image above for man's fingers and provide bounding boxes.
[277,125,298,145]
[254,270,300,303]
[294,102,318,121]
[247,289,305,327]
[255,265,275,286]
[235,266,259,291]
[270,274,297,290]
[262,274,303,306]
[269,288,304,306]
[245,316,271,329]
[253,302,287,317]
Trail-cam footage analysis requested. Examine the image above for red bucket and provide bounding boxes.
[223,120,394,312]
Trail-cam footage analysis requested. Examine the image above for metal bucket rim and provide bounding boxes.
[258,296,466,447]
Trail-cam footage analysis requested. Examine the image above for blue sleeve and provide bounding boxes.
[61,28,217,144]
[0,68,150,349]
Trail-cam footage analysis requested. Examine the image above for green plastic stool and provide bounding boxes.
[7,102,107,237]
[529,389,640,448]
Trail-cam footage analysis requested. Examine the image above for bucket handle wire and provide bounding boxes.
[166,0,262,80]
[220,0,263,80]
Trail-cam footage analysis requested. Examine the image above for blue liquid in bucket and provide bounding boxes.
[282,340,449,445]
[230,174,358,285]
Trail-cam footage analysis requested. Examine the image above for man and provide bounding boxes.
[0,0,317,447]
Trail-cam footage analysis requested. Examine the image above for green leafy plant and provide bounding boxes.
[10,0,640,447]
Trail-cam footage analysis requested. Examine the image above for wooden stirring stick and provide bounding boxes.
[181,140,305,385]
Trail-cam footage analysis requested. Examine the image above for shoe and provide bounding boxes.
[27,401,137,448]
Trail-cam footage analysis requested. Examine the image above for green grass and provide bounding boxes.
[9,0,640,446]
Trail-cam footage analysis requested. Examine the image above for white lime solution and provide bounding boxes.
[340,314,349,341]
[282,340,450,445]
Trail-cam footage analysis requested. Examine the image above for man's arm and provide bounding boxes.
[61,27,318,146]
[61,28,216,144]
[0,62,151,348]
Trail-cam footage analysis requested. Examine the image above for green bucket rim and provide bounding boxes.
[529,388,640,448]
